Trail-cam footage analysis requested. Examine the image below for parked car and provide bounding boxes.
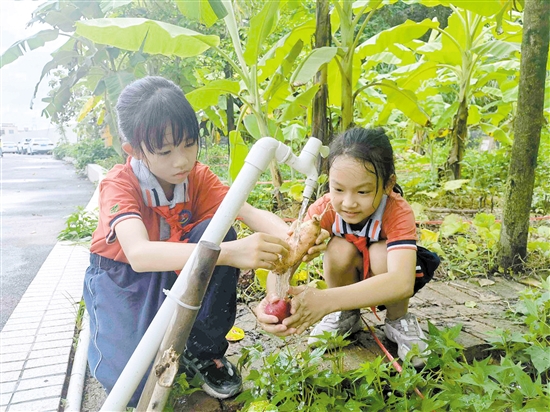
[17,139,32,154]
[2,141,18,154]
[26,138,54,155]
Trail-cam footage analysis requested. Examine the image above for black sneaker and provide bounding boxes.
[180,349,242,399]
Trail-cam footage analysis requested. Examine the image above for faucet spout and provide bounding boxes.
[278,137,323,200]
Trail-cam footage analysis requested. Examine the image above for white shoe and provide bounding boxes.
[308,309,362,346]
[384,313,429,367]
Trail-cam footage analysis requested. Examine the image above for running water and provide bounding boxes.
[275,196,311,299]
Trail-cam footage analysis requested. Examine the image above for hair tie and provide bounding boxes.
[163,289,201,311]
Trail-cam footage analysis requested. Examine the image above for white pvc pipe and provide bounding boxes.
[65,312,91,412]
[101,137,321,410]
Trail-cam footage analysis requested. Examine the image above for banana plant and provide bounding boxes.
[412,0,522,179]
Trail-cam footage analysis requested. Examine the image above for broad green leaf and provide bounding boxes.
[442,179,470,191]
[185,80,240,111]
[393,61,438,90]
[103,72,136,104]
[258,20,315,82]
[374,80,430,126]
[243,0,280,66]
[243,115,261,140]
[467,104,480,125]
[356,19,438,61]
[327,59,342,107]
[290,47,338,84]
[282,123,307,143]
[203,107,226,134]
[175,0,227,27]
[229,130,248,182]
[472,40,520,60]
[278,85,320,123]
[479,123,512,146]
[100,1,133,14]
[421,0,504,17]
[75,18,219,58]
[440,214,470,238]
[1,29,59,68]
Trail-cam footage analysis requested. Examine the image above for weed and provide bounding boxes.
[58,206,98,242]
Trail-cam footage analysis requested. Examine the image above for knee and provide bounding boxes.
[324,237,362,275]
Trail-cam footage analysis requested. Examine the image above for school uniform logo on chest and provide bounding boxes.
[178,209,192,227]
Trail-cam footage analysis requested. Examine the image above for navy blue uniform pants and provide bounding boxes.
[83,219,238,406]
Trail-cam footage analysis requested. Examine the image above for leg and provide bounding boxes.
[323,236,362,287]
[368,242,409,320]
[308,237,363,345]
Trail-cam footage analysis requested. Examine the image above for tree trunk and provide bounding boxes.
[313,0,331,172]
[224,63,235,133]
[446,97,468,179]
[498,0,549,272]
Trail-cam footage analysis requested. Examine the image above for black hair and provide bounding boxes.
[116,76,199,156]
[328,127,403,195]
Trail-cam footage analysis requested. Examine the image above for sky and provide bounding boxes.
[1,0,66,131]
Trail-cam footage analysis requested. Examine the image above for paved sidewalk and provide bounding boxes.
[0,242,90,411]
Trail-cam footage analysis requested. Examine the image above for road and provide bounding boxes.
[0,153,96,330]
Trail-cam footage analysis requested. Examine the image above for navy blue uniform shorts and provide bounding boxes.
[83,219,238,406]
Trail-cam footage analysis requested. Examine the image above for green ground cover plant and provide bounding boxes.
[234,279,550,412]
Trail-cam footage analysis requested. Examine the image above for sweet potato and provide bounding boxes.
[272,214,322,274]
[265,298,291,323]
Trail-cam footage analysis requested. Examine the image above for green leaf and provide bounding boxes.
[75,18,219,58]
[103,72,136,105]
[374,80,430,126]
[243,0,280,66]
[228,130,248,182]
[524,346,550,375]
[356,19,438,61]
[440,214,470,238]
[278,85,320,123]
[471,39,520,60]
[175,0,227,28]
[1,29,59,69]
[443,179,470,191]
[243,115,261,140]
[185,80,240,111]
[290,47,338,84]
[422,0,506,17]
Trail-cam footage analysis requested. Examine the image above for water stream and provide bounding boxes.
[275,196,310,298]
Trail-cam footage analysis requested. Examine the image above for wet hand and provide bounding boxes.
[230,233,289,270]
[255,292,296,336]
[282,286,329,335]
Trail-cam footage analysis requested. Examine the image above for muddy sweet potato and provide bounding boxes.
[272,214,322,274]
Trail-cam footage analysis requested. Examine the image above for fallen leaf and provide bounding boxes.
[477,278,495,287]
[518,278,542,288]
[225,326,245,342]
[465,301,477,308]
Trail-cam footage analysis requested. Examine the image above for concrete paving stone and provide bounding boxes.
[0,335,35,346]
[0,329,38,340]
[31,338,72,352]
[6,309,47,319]
[0,361,24,373]
[16,372,65,391]
[25,354,69,370]
[0,351,28,363]
[0,380,17,394]
[0,392,12,407]
[11,384,64,404]
[26,345,70,360]
[35,330,74,343]
[1,321,40,333]
[0,370,21,383]
[33,324,75,336]
[0,343,32,355]
[7,396,60,411]
[21,363,67,380]
[38,318,75,329]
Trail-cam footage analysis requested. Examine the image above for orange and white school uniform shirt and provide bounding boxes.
[90,157,229,264]
[306,191,418,278]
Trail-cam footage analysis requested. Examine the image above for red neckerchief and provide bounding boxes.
[152,204,186,242]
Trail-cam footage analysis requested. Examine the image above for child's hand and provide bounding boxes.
[282,286,329,335]
[255,292,296,336]
[228,233,289,270]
